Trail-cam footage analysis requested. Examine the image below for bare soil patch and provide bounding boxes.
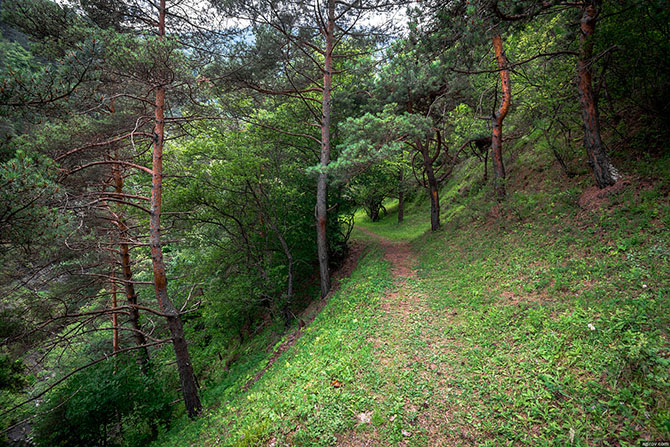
[579,178,630,210]
[355,227,415,278]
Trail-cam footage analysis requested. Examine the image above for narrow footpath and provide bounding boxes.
[340,227,476,447]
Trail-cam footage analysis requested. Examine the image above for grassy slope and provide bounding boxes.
[156,143,669,446]
[154,248,398,446]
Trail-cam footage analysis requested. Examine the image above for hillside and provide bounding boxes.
[153,147,670,446]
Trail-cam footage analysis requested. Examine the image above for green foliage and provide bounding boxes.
[164,99,355,363]
[346,161,398,222]
[158,112,668,446]
[154,249,395,446]
[0,150,66,247]
[34,356,171,447]
[1,0,94,58]
[330,106,431,177]
[1,1,668,446]
[593,1,670,154]
[0,40,38,73]
[0,354,26,392]
[353,200,431,242]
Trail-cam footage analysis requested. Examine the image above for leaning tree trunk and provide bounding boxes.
[421,141,440,231]
[111,163,149,366]
[578,0,618,188]
[150,0,201,419]
[258,196,294,329]
[316,0,335,298]
[491,34,511,201]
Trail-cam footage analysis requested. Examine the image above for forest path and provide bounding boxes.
[355,226,416,278]
[340,227,472,447]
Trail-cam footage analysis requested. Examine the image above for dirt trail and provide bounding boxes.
[355,227,416,278]
[354,227,420,325]
[339,227,471,447]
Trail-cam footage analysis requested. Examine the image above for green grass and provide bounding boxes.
[354,198,432,241]
[156,150,669,446]
[410,207,670,445]
[402,150,670,445]
[154,248,398,446]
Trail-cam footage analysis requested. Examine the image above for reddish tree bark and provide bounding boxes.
[487,1,617,188]
[491,33,511,201]
[111,275,119,353]
[316,0,335,298]
[111,163,149,366]
[149,0,201,418]
[577,0,619,188]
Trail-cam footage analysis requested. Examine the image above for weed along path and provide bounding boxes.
[345,227,476,447]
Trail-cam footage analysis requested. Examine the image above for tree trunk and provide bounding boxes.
[483,146,489,182]
[150,0,201,419]
[421,142,440,231]
[397,153,404,224]
[111,275,119,353]
[578,0,619,188]
[283,251,293,328]
[369,205,380,222]
[266,215,294,328]
[491,34,511,201]
[111,163,149,366]
[316,0,335,298]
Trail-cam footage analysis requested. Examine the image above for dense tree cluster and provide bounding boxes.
[0,0,667,445]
